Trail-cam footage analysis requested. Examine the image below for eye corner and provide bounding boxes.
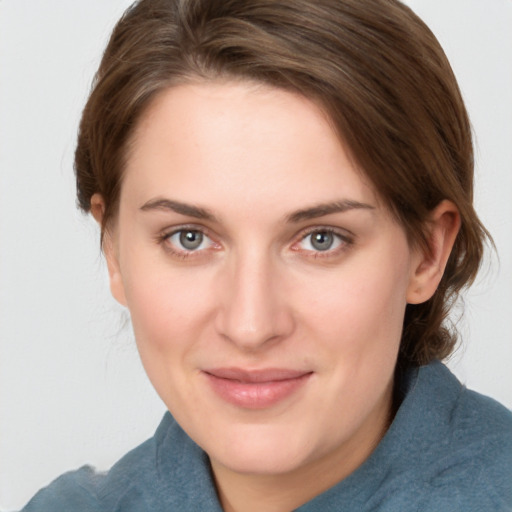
[291,226,355,259]
[156,225,221,260]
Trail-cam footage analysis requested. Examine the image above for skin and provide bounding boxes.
[92,81,460,512]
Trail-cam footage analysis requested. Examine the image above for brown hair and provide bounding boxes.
[75,0,490,367]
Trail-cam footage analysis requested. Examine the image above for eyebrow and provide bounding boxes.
[140,197,375,224]
[140,198,217,221]
[286,200,375,223]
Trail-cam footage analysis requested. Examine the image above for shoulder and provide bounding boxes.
[20,413,220,512]
[21,416,165,512]
[409,362,512,510]
[420,361,512,451]
[20,466,106,512]
[20,438,158,512]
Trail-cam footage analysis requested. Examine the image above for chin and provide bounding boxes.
[206,421,320,475]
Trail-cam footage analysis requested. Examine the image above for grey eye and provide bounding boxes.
[297,230,344,253]
[165,229,216,254]
[310,231,335,251]
[179,230,204,250]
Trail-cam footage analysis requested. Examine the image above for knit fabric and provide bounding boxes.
[21,361,512,511]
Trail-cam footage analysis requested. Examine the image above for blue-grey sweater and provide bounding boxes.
[21,361,512,511]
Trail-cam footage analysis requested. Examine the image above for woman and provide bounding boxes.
[20,0,512,510]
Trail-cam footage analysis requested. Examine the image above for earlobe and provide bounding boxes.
[406,200,461,305]
[90,193,105,225]
[90,194,128,307]
[102,232,128,307]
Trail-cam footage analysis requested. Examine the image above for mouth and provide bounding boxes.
[202,368,313,409]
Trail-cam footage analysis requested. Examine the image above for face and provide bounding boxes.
[104,81,423,485]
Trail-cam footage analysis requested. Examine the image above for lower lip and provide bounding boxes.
[204,372,312,409]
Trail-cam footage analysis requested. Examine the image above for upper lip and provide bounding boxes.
[203,368,312,383]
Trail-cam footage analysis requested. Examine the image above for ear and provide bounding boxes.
[406,200,461,305]
[90,193,127,307]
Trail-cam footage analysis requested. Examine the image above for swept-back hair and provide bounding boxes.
[75,0,490,367]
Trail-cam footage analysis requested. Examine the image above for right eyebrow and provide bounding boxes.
[139,198,217,222]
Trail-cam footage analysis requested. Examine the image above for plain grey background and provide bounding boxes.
[1,0,511,509]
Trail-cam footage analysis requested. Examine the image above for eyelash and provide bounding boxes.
[292,227,354,259]
[156,225,354,260]
[156,225,219,259]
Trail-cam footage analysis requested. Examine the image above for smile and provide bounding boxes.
[202,368,313,409]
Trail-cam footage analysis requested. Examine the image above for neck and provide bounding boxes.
[211,381,394,512]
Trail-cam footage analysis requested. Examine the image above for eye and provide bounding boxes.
[297,229,347,253]
[166,229,215,252]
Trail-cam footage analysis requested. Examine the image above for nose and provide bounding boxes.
[214,248,294,351]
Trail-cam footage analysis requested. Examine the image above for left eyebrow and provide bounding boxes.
[286,200,375,223]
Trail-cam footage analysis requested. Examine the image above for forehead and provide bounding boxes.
[122,81,380,216]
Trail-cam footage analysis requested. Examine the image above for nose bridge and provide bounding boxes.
[216,243,291,350]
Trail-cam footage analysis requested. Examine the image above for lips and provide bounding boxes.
[203,367,312,409]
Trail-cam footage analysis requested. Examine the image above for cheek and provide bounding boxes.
[120,264,219,410]
[121,259,215,355]
[296,247,410,359]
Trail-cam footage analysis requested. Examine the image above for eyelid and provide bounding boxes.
[157,224,221,257]
[156,223,354,259]
[290,226,354,256]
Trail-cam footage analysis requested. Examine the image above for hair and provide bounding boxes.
[75,0,490,368]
